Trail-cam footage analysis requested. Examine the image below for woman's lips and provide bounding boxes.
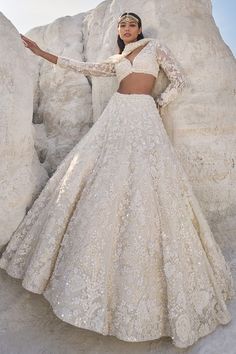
[124,33,131,37]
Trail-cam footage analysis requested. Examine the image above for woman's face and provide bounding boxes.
[118,19,141,44]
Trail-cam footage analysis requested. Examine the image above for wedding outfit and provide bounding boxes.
[0,37,235,348]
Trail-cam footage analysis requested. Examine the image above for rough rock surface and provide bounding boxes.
[0,0,236,353]
[22,0,236,223]
[0,13,48,249]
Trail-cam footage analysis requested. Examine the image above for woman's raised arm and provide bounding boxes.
[21,34,116,77]
[21,34,58,63]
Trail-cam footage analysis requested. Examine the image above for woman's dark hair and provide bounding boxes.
[117,12,144,54]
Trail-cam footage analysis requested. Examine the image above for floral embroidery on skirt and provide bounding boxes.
[0,92,235,348]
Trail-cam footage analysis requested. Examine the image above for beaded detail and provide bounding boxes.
[0,91,235,348]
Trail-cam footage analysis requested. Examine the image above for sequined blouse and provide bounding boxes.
[56,37,186,108]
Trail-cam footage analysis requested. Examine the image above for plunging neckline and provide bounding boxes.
[103,38,153,64]
[124,42,150,67]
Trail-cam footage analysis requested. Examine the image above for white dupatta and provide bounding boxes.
[104,38,154,64]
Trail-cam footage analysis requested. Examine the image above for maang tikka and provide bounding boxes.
[118,12,140,25]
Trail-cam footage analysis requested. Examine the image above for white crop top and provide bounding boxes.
[56,37,186,108]
[113,39,159,82]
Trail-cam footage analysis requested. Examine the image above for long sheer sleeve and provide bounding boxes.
[56,56,116,77]
[155,40,185,108]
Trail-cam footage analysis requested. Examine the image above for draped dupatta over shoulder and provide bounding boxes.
[104,38,154,64]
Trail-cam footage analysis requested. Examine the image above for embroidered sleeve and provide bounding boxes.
[155,40,186,108]
[56,56,116,77]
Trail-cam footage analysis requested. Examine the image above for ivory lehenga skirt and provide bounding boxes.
[0,92,235,348]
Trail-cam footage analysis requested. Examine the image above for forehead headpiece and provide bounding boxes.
[118,13,140,25]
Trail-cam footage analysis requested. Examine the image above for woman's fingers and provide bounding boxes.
[20,34,35,45]
[20,34,29,41]
[20,33,41,54]
[20,34,29,40]
[25,38,35,45]
[22,40,28,47]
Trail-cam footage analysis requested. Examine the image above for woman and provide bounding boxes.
[0,12,235,348]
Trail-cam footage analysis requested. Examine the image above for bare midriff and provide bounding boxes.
[117,72,156,95]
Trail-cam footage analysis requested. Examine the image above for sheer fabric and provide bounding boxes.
[56,38,185,107]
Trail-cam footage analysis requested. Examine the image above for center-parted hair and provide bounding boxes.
[117,12,144,54]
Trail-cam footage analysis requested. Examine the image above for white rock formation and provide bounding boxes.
[0,0,236,353]
[22,0,236,224]
[0,13,48,249]
[25,14,94,175]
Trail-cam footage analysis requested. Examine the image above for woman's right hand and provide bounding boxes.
[20,34,58,64]
[20,34,42,56]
